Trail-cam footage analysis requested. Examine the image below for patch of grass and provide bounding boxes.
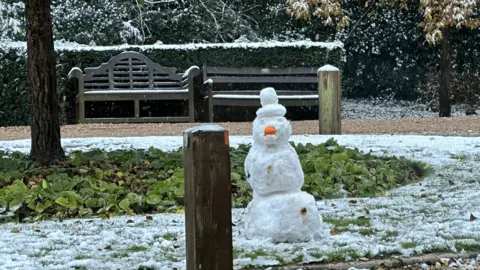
[381,230,399,241]
[29,247,54,258]
[162,232,176,240]
[455,241,480,251]
[164,254,180,262]
[324,216,372,234]
[273,254,286,264]
[233,248,244,259]
[72,266,88,270]
[126,245,149,252]
[401,241,418,249]
[292,254,304,263]
[359,228,376,236]
[244,249,268,260]
[324,216,371,227]
[112,252,129,258]
[74,253,89,260]
[450,153,468,161]
[309,252,324,259]
[326,249,360,262]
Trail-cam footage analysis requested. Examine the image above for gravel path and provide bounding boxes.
[1,99,479,140]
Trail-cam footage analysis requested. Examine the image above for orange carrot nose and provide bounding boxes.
[264,126,276,135]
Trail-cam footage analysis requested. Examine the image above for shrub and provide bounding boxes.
[0,40,344,126]
[0,139,431,223]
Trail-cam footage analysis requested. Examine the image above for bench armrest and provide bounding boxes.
[182,65,200,80]
[68,67,83,80]
[204,78,213,86]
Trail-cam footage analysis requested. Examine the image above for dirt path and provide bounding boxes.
[1,116,480,141]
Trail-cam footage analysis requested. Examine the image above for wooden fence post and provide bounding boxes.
[183,125,233,270]
[318,65,342,134]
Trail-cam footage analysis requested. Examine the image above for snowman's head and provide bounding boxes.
[252,87,292,147]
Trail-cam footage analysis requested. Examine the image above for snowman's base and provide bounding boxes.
[243,191,324,243]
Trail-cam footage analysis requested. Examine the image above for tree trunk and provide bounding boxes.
[27,0,65,165]
[439,28,452,117]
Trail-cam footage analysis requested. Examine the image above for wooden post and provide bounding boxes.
[318,65,342,134]
[183,125,233,270]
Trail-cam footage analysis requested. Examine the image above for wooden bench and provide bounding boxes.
[68,51,200,123]
[203,64,319,122]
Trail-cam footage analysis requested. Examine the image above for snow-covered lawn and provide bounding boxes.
[0,134,480,270]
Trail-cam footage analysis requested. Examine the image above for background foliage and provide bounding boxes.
[0,42,344,126]
[1,0,480,125]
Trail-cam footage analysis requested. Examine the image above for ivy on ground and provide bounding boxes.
[0,138,431,223]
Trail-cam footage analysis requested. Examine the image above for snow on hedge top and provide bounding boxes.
[0,39,344,53]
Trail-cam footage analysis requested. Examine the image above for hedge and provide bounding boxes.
[0,40,345,126]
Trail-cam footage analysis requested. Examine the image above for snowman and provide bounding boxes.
[243,87,324,243]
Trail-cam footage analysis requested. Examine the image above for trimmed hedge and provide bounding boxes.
[0,41,345,126]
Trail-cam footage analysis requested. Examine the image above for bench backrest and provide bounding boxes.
[203,64,318,92]
[83,51,182,91]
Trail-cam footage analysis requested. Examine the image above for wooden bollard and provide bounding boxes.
[318,65,342,134]
[183,125,233,270]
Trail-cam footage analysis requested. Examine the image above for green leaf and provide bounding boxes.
[145,194,161,205]
[331,152,349,162]
[55,197,68,207]
[119,198,131,212]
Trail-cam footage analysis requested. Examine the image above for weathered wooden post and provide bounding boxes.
[318,65,342,134]
[183,125,233,270]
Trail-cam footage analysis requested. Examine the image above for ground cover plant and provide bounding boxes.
[0,138,430,223]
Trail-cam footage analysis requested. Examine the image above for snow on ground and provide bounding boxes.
[0,134,480,270]
[341,98,477,119]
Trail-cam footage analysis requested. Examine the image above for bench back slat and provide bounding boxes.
[207,76,316,84]
[203,64,319,92]
[83,51,182,91]
[210,90,316,96]
[205,66,318,75]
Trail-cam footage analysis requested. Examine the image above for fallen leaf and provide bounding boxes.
[104,245,112,250]
[11,227,20,233]
[381,191,387,197]
[364,207,370,215]
[470,213,478,222]
[330,229,336,235]
[331,203,337,209]
[348,200,357,205]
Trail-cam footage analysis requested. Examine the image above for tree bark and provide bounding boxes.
[27,0,65,165]
[439,28,452,117]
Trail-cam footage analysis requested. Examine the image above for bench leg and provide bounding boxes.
[208,100,214,123]
[134,100,140,119]
[188,97,195,123]
[78,99,85,124]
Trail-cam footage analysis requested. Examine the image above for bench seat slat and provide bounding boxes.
[84,89,188,94]
[211,94,318,99]
[84,82,182,87]
[209,76,316,84]
[206,66,318,75]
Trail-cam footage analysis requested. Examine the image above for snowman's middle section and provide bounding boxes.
[246,144,304,196]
